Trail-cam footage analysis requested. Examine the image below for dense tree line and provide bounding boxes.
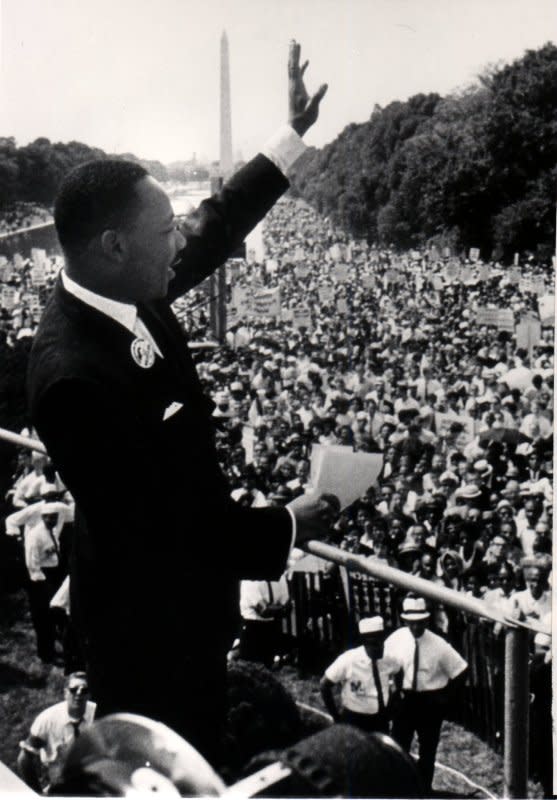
[290,44,557,261]
[0,138,169,209]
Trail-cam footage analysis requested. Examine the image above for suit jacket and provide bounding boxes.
[27,155,292,749]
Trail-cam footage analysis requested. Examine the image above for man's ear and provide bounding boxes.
[100,229,127,262]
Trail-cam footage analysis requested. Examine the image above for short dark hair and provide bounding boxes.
[54,159,148,253]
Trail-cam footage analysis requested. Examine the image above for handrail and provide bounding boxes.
[0,426,46,454]
[304,540,549,635]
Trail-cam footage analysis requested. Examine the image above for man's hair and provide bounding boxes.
[65,671,88,687]
[54,159,148,253]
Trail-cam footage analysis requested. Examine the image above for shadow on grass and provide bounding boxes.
[0,662,47,694]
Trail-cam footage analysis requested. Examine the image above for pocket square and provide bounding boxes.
[163,401,184,421]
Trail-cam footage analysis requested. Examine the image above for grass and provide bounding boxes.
[0,589,545,798]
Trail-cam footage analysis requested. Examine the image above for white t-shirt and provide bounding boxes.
[384,627,467,691]
[240,575,290,621]
[325,646,399,714]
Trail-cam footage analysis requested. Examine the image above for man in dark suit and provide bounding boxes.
[27,43,331,765]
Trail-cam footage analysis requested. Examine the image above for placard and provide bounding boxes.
[31,266,46,287]
[292,307,312,330]
[336,298,348,315]
[318,286,334,304]
[361,274,375,289]
[31,248,47,268]
[251,287,280,318]
[1,287,16,310]
[469,247,480,263]
[538,295,555,326]
[332,264,350,283]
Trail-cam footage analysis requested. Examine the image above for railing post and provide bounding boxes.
[503,626,530,799]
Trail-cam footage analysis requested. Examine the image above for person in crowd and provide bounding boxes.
[238,571,291,668]
[385,596,467,791]
[320,616,398,734]
[5,489,74,662]
[17,672,95,793]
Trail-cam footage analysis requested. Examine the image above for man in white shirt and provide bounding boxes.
[239,573,291,667]
[385,596,467,791]
[18,672,96,793]
[6,495,74,663]
[320,616,398,734]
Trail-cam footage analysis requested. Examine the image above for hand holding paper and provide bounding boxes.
[288,491,340,546]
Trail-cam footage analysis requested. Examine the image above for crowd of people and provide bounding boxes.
[0,202,53,236]
[0,192,553,792]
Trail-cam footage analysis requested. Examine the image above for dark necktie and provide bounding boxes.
[267,581,274,603]
[371,658,385,713]
[70,719,81,739]
[412,639,420,691]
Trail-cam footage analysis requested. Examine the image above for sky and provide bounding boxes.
[1,0,555,164]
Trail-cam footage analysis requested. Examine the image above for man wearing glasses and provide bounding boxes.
[17,672,96,793]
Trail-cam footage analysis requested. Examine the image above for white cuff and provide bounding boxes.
[285,504,297,552]
[262,125,307,176]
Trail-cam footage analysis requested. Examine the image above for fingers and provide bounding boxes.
[312,83,328,106]
[288,39,300,76]
[300,59,309,77]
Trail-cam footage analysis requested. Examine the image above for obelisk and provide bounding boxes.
[219,30,233,178]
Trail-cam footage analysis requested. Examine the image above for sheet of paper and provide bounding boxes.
[310,444,383,509]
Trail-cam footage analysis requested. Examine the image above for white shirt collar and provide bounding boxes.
[61,270,137,334]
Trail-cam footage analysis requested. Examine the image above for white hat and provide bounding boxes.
[400,597,430,621]
[358,616,384,635]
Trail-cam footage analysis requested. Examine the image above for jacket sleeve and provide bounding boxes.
[167,154,289,300]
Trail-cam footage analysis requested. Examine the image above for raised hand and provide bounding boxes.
[288,40,328,137]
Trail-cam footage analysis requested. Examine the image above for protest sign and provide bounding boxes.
[497,309,515,332]
[513,252,520,266]
[281,308,293,322]
[292,307,312,330]
[515,320,541,357]
[310,444,383,509]
[469,247,480,262]
[232,286,251,315]
[478,264,490,281]
[318,285,334,304]
[507,267,520,283]
[251,287,280,318]
[1,287,16,310]
[31,266,46,287]
[361,274,375,290]
[265,258,278,274]
[431,275,444,292]
[13,253,25,271]
[476,307,502,327]
[336,297,348,315]
[442,247,451,258]
[295,263,310,279]
[538,295,555,326]
[429,245,439,261]
[332,264,350,283]
[31,248,47,268]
